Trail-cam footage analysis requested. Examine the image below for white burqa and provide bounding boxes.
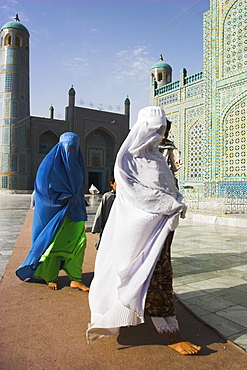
[87,106,186,342]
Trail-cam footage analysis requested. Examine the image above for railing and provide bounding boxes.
[155,80,180,95]
[154,71,204,96]
[184,71,203,84]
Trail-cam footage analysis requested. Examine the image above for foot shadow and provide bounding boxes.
[27,271,94,290]
[117,303,225,356]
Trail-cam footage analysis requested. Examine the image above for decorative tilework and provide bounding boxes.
[0,23,31,189]
[10,153,17,172]
[204,180,247,198]
[9,175,18,189]
[186,83,204,98]
[224,99,246,178]
[187,120,204,181]
[11,127,18,146]
[1,153,8,172]
[3,126,10,144]
[167,113,179,147]
[158,93,178,105]
[19,154,26,173]
[20,127,27,147]
[222,0,247,77]
[150,0,246,200]
[6,49,13,64]
[13,100,19,118]
[1,175,8,188]
[186,106,204,127]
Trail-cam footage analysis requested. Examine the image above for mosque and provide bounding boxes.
[0,16,130,193]
[0,0,246,198]
[150,0,247,198]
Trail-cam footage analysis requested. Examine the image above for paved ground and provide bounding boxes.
[1,208,247,369]
[0,193,247,355]
[0,193,31,277]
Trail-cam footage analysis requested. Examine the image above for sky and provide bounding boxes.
[0,0,210,127]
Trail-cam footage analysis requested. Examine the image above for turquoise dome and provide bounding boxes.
[125,96,130,104]
[150,61,172,70]
[1,21,29,35]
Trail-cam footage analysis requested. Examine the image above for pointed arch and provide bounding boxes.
[15,35,22,47]
[39,130,59,154]
[221,92,247,179]
[85,126,117,192]
[4,34,12,46]
[157,72,163,82]
[221,0,246,77]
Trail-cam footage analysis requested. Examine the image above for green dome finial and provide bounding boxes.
[125,95,130,104]
[150,56,172,71]
[1,16,29,35]
[69,85,76,95]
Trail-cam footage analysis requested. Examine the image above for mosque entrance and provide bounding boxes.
[87,170,104,193]
[85,128,116,194]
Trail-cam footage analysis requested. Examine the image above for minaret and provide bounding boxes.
[0,15,31,190]
[150,55,172,105]
[124,95,130,126]
[49,104,54,119]
[67,85,75,132]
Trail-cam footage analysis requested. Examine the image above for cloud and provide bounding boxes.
[121,71,135,76]
[74,57,88,62]
[62,55,91,76]
[113,47,155,83]
[133,47,148,56]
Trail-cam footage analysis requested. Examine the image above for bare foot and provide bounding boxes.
[70,281,89,292]
[168,341,201,355]
[47,282,57,290]
[167,330,201,355]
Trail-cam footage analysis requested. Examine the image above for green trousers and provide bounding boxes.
[34,216,87,284]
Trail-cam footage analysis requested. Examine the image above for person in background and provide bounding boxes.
[16,132,89,292]
[91,173,116,249]
[159,119,182,189]
[89,184,100,194]
[30,190,35,209]
[86,106,201,355]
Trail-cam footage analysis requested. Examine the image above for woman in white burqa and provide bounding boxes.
[87,106,201,355]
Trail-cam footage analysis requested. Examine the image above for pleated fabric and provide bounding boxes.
[87,106,186,342]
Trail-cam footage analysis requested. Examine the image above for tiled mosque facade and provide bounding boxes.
[150,0,247,198]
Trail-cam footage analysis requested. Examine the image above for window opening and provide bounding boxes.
[40,144,47,154]
[4,34,11,46]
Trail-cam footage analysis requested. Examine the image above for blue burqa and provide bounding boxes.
[16,132,87,281]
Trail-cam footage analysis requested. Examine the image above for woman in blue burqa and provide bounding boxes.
[16,132,89,291]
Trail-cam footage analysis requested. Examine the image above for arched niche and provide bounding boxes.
[4,34,12,46]
[39,130,59,154]
[85,127,116,193]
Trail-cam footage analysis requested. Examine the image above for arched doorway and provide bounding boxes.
[85,128,116,193]
[39,130,59,155]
